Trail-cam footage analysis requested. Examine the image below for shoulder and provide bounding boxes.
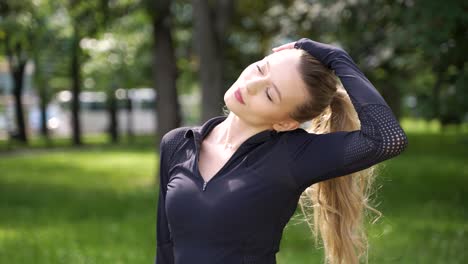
[279,128,349,158]
[161,126,191,144]
[161,126,193,151]
[280,128,318,144]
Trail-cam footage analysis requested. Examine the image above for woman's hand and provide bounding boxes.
[271,42,296,52]
[274,38,347,69]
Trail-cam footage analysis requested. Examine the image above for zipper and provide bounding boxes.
[197,147,243,192]
[195,129,259,192]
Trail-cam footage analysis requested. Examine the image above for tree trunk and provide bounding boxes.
[379,66,404,119]
[192,0,233,122]
[126,89,134,143]
[71,23,82,146]
[380,81,402,120]
[39,88,49,141]
[152,0,181,146]
[432,68,444,120]
[11,60,28,143]
[372,61,402,120]
[107,84,119,144]
[5,39,29,143]
[35,60,50,143]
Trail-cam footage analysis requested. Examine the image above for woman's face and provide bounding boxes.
[224,48,309,131]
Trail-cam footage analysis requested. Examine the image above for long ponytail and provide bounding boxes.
[297,82,382,264]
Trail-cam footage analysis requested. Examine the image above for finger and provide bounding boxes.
[276,42,295,49]
[271,42,296,52]
[271,43,291,51]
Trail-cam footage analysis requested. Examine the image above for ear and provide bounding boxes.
[272,119,300,132]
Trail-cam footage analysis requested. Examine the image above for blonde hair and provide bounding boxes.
[291,50,382,264]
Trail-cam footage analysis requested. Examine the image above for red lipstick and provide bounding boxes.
[234,88,245,104]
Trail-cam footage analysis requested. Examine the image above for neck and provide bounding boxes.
[212,112,271,149]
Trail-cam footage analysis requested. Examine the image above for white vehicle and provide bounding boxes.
[0,87,200,139]
[53,88,158,136]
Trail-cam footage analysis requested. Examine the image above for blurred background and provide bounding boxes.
[0,0,466,263]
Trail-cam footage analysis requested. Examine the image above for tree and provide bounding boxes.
[402,0,468,125]
[30,0,66,143]
[327,0,414,119]
[0,0,35,143]
[146,0,182,145]
[192,0,235,121]
[67,0,113,145]
[331,0,467,124]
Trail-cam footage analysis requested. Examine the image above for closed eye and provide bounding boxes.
[257,64,272,102]
[256,64,263,74]
[265,88,272,101]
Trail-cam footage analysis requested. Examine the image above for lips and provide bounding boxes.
[234,88,245,104]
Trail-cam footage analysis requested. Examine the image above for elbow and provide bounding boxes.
[385,127,409,157]
[395,125,409,154]
[374,126,408,160]
[400,129,409,153]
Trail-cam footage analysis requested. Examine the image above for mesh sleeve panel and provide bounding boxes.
[341,103,408,174]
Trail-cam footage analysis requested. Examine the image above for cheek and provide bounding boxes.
[264,102,292,121]
[250,99,282,118]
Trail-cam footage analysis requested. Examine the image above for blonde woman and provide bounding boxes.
[155,37,408,264]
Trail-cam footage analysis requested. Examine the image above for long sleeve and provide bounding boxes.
[155,134,175,264]
[287,38,408,191]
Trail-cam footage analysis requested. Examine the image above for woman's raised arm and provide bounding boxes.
[282,38,408,191]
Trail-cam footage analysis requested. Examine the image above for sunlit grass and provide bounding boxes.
[400,117,468,134]
[0,148,157,263]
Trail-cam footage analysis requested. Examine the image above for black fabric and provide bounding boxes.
[155,38,408,264]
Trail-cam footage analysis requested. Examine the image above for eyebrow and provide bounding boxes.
[266,60,282,102]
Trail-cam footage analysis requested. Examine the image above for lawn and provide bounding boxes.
[0,131,466,263]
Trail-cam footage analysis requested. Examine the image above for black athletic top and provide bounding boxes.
[154,38,408,264]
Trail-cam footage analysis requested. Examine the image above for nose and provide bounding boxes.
[246,76,269,95]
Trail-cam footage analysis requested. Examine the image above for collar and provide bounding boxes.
[184,115,277,146]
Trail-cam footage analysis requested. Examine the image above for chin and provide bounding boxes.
[223,81,244,114]
[224,98,235,113]
[224,94,244,117]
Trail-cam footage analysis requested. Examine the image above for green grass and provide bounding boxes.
[0,148,157,263]
[279,132,468,264]
[0,131,467,263]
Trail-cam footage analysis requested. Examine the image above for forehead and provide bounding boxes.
[265,49,308,105]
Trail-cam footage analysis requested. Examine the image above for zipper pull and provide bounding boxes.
[202,181,207,191]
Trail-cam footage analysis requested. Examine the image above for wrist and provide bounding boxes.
[294,38,346,68]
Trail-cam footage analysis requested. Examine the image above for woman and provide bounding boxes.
[155,37,408,264]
